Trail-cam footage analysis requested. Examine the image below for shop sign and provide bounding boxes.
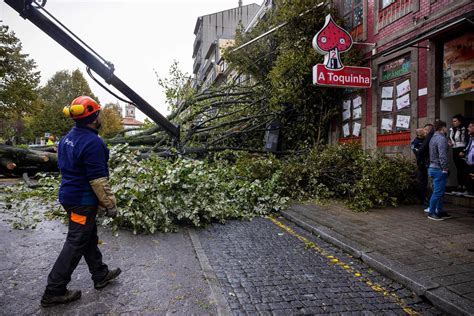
[312,14,372,88]
[443,32,474,97]
[381,56,411,82]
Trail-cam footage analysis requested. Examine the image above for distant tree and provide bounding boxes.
[0,24,41,143]
[100,102,123,138]
[28,69,98,138]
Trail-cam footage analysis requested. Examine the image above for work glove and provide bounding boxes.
[99,205,118,218]
[90,177,117,217]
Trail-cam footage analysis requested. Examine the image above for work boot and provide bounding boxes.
[94,268,121,289]
[41,289,82,308]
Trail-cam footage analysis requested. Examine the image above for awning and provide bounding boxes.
[380,13,474,57]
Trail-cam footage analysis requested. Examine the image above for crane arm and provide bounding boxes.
[4,0,180,141]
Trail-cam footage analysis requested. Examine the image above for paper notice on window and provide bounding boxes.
[396,79,411,96]
[381,99,393,112]
[353,122,361,137]
[353,96,362,109]
[396,94,410,110]
[343,100,351,111]
[381,118,393,131]
[353,107,362,119]
[342,109,351,121]
[381,86,393,98]
[343,123,350,137]
[396,115,410,129]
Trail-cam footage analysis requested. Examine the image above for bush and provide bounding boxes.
[274,143,417,211]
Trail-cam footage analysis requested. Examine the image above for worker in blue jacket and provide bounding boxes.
[41,96,121,308]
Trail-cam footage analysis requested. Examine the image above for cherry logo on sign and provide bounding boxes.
[312,14,352,70]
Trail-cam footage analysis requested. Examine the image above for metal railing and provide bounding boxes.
[378,0,413,29]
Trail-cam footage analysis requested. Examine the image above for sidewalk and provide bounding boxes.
[282,202,474,315]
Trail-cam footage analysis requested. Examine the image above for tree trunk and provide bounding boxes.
[0,145,58,176]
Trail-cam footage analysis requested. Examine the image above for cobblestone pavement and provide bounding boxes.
[197,217,443,315]
[284,202,474,312]
[0,196,217,315]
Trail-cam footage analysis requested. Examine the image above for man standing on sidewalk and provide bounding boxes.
[41,96,121,307]
[427,120,451,221]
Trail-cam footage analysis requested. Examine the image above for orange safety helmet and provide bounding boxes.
[63,96,101,120]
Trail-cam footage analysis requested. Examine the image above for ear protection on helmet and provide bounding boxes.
[63,96,101,120]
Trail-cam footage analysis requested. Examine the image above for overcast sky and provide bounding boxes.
[0,0,257,120]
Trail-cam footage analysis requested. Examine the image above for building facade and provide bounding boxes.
[328,0,473,156]
[192,3,260,91]
[122,104,143,136]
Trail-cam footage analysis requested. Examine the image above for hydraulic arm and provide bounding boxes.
[4,0,180,141]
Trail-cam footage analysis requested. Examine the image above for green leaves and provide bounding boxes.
[4,143,416,233]
[106,145,287,234]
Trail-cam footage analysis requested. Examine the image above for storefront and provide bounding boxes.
[439,31,474,186]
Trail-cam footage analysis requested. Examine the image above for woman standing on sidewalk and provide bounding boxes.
[449,114,468,194]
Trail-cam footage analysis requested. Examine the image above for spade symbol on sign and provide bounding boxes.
[312,15,353,70]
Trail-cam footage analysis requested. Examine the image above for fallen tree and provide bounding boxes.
[0,145,58,176]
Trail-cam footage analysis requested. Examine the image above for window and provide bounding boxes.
[378,55,412,134]
[343,0,363,30]
[381,0,395,9]
[341,94,363,138]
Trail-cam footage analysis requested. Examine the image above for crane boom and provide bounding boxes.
[4,0,180,141]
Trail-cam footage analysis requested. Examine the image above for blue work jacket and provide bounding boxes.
[58,126,109,205]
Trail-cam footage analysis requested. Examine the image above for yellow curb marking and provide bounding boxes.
[267,216,420,316]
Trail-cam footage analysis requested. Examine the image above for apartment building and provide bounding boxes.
[192,3,260,91]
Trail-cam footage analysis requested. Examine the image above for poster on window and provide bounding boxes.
[443,33,474,97]
[396,94,410,110]
[381,99,393,112]
[396,79,411,96]
[396,115,410,129]
[353,96,362,109]
[342,109,351,121]
[343,100,351,111]
[353,122,361,137]
[353,107,362,119]
[343,123,350,137]
[381,86,393,99]
[381,118,393,131]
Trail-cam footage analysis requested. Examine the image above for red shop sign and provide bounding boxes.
[312,15,372,88]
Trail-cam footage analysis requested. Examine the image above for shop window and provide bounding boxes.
[442,33,474,98]
[343,0,363,30]
[378,55,412,135]
[341,94,363,140]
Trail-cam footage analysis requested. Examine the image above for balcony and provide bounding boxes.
[193,50,202,75]
[192,31,202,58]
[378,0,413,29]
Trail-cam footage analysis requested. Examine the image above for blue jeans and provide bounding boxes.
[428,167,448,216]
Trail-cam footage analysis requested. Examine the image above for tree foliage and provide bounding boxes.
[27,69,98,139]
[100,102,123,139]
[223,1,363,148]
[0,25,41,142]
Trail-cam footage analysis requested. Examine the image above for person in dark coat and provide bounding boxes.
[411,128,427,205]
[417,123,434,206]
